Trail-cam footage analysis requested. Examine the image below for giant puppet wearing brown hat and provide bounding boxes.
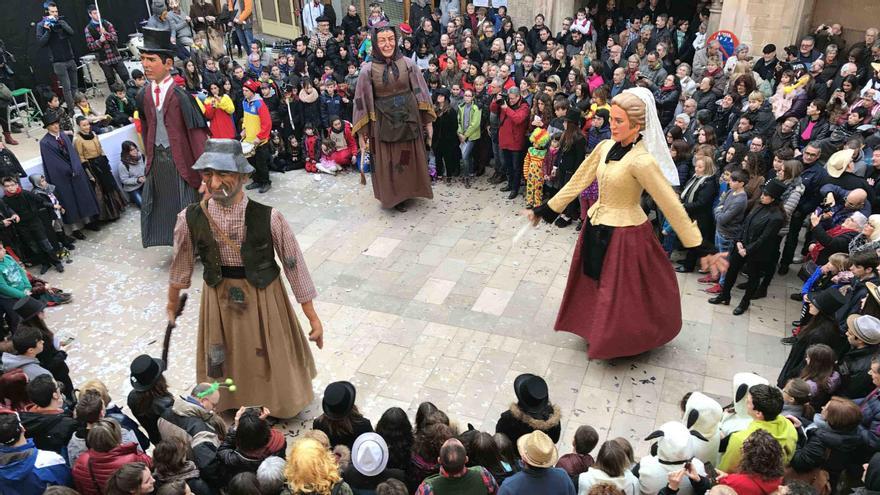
[135,27,209,248]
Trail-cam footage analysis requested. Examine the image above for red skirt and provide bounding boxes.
[555,220,682,359]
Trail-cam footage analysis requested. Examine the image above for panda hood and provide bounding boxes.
[683,392,722,439]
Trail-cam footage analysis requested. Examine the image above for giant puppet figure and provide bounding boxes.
[136,27,209,247]
[167,139,324,419]
[352,26,435,212]
[526,87,703,360]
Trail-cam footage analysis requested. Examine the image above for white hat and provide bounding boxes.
[351,433,389,477]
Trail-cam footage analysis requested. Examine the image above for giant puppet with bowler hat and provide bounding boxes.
[166,138,325,419]
[135,27,209,248]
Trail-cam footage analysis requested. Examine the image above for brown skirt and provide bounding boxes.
[196,277,317,418]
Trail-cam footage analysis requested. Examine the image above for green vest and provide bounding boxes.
[185,200,280,289]
[424,467,488,495]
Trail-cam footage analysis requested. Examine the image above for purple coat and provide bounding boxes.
[38,132,99,225]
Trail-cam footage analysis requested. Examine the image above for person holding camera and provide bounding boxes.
[490,87,530,200]
[814,22,847,54]
[36,2,78,111]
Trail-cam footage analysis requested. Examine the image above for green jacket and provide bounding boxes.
[718,415,798,472]
[457,103,481,141]
[0,254,30,299]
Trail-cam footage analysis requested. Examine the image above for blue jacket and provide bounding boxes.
[0,439,72,494]
[498,466,575,495]
[797,161,830,214]
[856,389,880,450]
[319,92,342,129]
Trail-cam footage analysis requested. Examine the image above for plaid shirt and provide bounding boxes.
[84,20,121,65]
[169,196,318,303]
[416,466,498,495]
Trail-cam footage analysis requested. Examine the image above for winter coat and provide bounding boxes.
[693,88,720,118]
[734,204,785,262]
[457,103,482,141]
[857,389,880,450]
[839,345,880,399]
[718,415,798,472]
[154,461,214,495]
[216,427,286,485]
[790,424,868,489]
[769,128,798,154]
[319,92,343,129]
[67,427,141,467]
[810,223,859,265]
[158,395,228,486]
[0,353,51,382]
[681,175,718,244]
[654,86,681,128]
[38,132,100,225]
[73,442,152,495]
[495,403,562,447]
[714,189,748,240]
[127,390,174,445]
[556,452,593,481]
[739,101,776,141]
[718,473,781,495]
[19,408,77,455]
[713,104,740,141]
[0,439,71,495]
[490,100,530,151]
[499,466,575,495]
[797,117,831,150]
[311,416,373,450]
[779,177,805,236]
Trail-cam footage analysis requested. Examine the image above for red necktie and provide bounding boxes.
[154,85,161,107]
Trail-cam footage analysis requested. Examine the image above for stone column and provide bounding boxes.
[707,0,723,34]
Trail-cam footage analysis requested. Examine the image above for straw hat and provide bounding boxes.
[516,430,558,468]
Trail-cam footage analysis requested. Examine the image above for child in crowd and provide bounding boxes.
[72,92,113,135]
[344,62,359,95]
[302,123,323,174]
[73,117,127,221]
[119,141,146,208]
[556,425,598,484]
[320,80,343,130]
[541,134,562,198]
[28,174,75,253]
[706,168,749,293]
[104,83,135,127]
[781,378,814,427]
[524,127,551,207]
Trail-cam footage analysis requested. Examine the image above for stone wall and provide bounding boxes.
[717,0,815,51]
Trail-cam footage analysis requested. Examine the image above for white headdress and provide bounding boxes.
[621,87,680,186]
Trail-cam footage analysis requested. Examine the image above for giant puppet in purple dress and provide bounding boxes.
[352,26,435,212]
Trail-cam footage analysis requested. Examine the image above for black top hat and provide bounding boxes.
[13,297,46,322]
[42,110,61,129]
[762,178,786,201]
[140,27,176,55]
[192,139,255,174]
[565,108,581,123]
[514,373,549,415]
[322,381,356,420]
[129,354,165,392]
[808,287,846,316]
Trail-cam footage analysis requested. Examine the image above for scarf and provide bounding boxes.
[3,185,21,197]
[154,460,200,484]
[77,131,96,141]
[681,174,710,203]
[810,225,857,262]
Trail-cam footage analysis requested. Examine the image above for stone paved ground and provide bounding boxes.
[50,168,797,458]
